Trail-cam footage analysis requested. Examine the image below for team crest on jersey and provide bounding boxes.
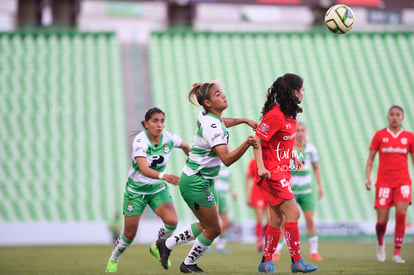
[163,144,170,153]
[401,138,407,145]
[127,203,134,212]
[260,123,270,134]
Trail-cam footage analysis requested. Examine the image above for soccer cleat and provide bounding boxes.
[156,238,171,270]
[291,258,318,273]
[180,262,204,273]
[149,242,171,267]
[272,252,280,261]
[105,260,118,272]
[392,255,406,263]
[258,261,276,273]
[376,244,385,262]
[310,253,322,261]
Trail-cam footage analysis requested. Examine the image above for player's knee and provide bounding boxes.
[123,229,137,240]
[163,216,178,226]
[209,225,221,238]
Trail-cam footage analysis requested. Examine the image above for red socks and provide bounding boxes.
[256,222,264,250]
[284,222,302,263]
[376,222,387,246]
[394,213,406,256]
[262,226,281,262]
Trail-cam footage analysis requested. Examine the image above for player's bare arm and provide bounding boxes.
[135,157,179,185]
[253,136,271,179]
[365,150,377,190]
[214,136,256,167]
[179,141,191,156]
[312,162,323,199]
[222,117,258,130]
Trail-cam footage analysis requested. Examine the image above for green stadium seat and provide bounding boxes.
[0,31,128,223]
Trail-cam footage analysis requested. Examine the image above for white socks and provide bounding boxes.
[165,225,197,250]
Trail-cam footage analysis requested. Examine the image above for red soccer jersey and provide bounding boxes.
[255,104,297,182]
[369,128,414,188]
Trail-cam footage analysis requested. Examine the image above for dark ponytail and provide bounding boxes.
[261,73,303,119]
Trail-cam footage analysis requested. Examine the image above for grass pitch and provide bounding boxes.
[0,241,413,274]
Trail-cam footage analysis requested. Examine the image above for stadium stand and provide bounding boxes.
[0,31,128,223]
[148,30,414,225]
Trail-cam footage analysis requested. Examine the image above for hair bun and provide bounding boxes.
[192,83,202,88]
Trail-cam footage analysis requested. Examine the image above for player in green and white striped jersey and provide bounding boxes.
[274,122,324,261]
[155,81,258,273]
[106,107,190,272]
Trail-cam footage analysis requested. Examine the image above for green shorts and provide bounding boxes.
[294,192,315,212]
[217,190,229,215]
[179,173,218,210]
[123,184,174,216]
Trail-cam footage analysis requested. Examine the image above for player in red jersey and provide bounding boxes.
[365,105,414,264]
[254,73,317,274]
[246,158,269,252]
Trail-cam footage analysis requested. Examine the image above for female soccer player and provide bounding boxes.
[273,122,323,261]
[365,105,414,264]
[246,157,269,252]
[253,73,317,273]
[105,107,190,272]
[155,81,258,273]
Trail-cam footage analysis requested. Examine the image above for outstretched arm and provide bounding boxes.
[214,136,257,167]
[365,150,377,190]
[135,157,179,186]
[223,118,257,130]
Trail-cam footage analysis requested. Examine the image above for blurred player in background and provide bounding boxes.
[108,213,123,243]
[246,157,269,252]
[214,163,237,254]
[273,122,323,261]
[155,81,258,273]
[105,107,190,272]
[254,73,317,273]
[365,105,414,264]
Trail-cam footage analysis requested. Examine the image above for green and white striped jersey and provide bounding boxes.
[183,111,229,179]
[290,142,318,195]
[127,130,183,194]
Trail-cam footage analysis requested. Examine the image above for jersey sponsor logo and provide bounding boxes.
[401,185,410,198]
[150,155,165,167]
[283,132,296,141]
[259,123,270,135]
[275,142,294,161]
[381,147,407,154]
[401,138,407,145]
